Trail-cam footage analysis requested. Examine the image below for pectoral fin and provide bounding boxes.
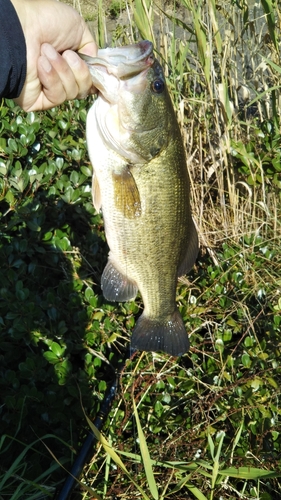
[92,173,102,213]
[113,166,141,219]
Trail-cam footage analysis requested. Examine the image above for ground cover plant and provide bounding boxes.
[0,0,281,498]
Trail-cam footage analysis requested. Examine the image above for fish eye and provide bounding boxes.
[151,79,165,94]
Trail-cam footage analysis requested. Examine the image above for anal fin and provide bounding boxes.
[101,260,138,302]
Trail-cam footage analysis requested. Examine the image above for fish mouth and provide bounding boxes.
[80,40,154,78]
[84,41,158,161]
[79,40,155,95]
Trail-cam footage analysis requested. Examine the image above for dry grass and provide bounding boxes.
[67,0,280,254]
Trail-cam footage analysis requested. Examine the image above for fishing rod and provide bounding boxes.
[55,347,134,500]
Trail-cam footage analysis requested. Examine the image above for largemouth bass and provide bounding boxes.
[83,41,198,356]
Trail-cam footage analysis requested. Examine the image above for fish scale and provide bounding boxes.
[85,41,198,356]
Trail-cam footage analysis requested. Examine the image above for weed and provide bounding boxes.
[1,0,281,497]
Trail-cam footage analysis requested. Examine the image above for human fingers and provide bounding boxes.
[29,43,92,111]
[41,43,80,98]
[18,45,78,111]
[62,49,97,99]
[41,44,97,101]
[76,27,98,56]
[16,42,97,111]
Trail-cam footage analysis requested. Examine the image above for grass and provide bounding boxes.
[0,0,281,498]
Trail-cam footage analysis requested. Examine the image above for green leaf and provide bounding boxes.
[56,157,64,169]
[7,138,18,152]
[219,467,281,479]
[43,351,59,364]
[80,165,92,177]
[86,417,151,500]
[50,342,64,357]
[59,236,71,251]
[133,399,159,500]
[85,287,95,302]
[26,220,41,232]
[185,484,209,500]
[207,434,215,461]
[241,353,251,367]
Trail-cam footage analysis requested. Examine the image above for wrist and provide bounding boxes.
[9,0,27,29]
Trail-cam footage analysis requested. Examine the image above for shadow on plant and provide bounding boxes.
[0,98,131,493]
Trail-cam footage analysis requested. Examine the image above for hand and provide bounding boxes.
[11,0,98,111]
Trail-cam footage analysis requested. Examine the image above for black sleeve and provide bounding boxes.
[0,0,27,99]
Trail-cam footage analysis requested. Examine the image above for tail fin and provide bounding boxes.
[131,310,190,356]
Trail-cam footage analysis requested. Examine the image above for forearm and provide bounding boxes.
[0,0,97,110]
[0,0,26,98]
